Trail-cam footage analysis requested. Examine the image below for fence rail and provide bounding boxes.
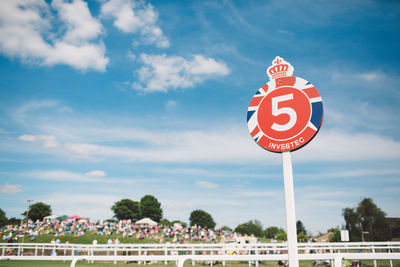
[2,241,400,255]
[1,242,399,267]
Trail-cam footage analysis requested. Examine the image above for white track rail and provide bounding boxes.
[1,242,399,266]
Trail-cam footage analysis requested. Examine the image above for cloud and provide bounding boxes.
[0,0,108,72]
[331,69,386,84]
[35,135,59,148]
[101,0,169,48]
[21,170,105,183]
[133,54,230,92]
[165,100,177,109]
[43,193,119,219]
[297,168,400,180]
[295,130,400,162]
[18,135,36,142]
[52,0,103,44]
[0,183,23,194]
[59,125,268,163]
[237,190,277,197]
[18,134,59,148]
[85,170,107,177]
[10,100,61,125]
[54,125,400,164]
[7,100,400,165]
[196,180,218,189]
[357,71,383,82]
[10,101,400,164]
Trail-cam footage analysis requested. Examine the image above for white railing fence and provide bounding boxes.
[0,242,399,267]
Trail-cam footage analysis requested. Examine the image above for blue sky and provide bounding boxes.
[0,0,399,234]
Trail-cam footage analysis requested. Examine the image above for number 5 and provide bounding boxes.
[271,94,297,131]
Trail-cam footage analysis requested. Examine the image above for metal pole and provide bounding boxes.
[360,222,365,242]
[22,200,33,245]
[282,151,299,267]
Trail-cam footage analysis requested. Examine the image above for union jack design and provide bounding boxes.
[247,76,323,152]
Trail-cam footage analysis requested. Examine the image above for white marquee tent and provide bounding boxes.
[43,215,57,220]
[135,218,157,226]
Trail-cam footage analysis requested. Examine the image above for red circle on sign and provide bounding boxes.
[247,76,323,152]
[257,87,311,140]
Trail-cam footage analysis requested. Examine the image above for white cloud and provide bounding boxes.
[52,0,103,44]
[357,71,383,82]
[127,51,136,61]
[237,190,277,197]
[59,125,269,163]
[11,100,61,125]
[43,193,119,219]
[0,0,108,72]
[11,104,400,164]
[45,41,108,72]
[18,134,59,148]
[101,0,169,48]
[331,69,386,84]
[21,170,107,183]
[18,134,36,142]
[8,100,400,165]
[188,55,231,75]
[196,180,218,189]
[64,143,103,159]
[26,170,86,181]
[56,125,400,164]
[0,183,23,194]
[85,170,107,177]
[38,135,59,148]
[297,168,400,180]
[133,54,230,92]
[165,100,177,109]
[295,130,400,162]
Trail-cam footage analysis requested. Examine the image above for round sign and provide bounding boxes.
[247,76,323,152]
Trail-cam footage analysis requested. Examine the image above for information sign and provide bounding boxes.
[247,57,323,152]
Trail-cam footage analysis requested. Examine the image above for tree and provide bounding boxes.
[139,195,162,222]
[234,220,263,237]
[296,220,307,235]
[390,219,400,239]
[297,232,307,242]
[160,218,171,227]
[0,208,7,226]
[343,198,391,241]
[22,202,51,221]
[111,199,139,220]
[221,225,233,231]
[343,207,361,241]
[264,226,280,238]
[328,227,341,242]
[7,217,21,225]
[386,218,400,239]
[275,228,287,240]
[189,209,216,228]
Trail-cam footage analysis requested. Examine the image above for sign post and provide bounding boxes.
[247,57,324,267]
[282,151,299,267]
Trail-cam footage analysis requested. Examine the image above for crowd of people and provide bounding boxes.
[1,217,241,244]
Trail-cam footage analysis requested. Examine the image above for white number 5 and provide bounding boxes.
[271,94,297,131]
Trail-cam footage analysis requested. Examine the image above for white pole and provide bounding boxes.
[282,151,299,267]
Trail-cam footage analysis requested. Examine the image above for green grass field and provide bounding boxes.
[2,233,275,245]
[0,232,161,245]
[0,260,399,267]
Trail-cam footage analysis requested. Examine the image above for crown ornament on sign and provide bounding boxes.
[267,56,294,80]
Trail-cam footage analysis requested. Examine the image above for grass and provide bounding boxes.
[1,232,163,244]
[0,260,399,267]
[2,232,255,245]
